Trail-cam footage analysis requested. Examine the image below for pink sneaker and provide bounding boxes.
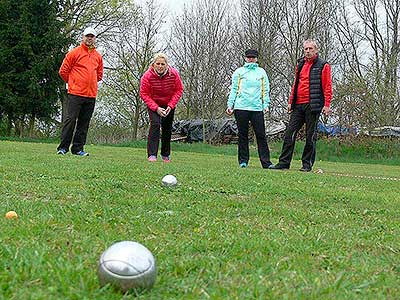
[162,155,171,163]
[148,155,157,162]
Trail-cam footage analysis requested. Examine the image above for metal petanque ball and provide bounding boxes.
[162,174,177,187]
[98,241,157,293]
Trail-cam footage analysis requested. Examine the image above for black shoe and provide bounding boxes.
[72,150,89,156]
[268,164,289,170]
[262,163,273,169]
[299,166,312,172]
[57,148,67,155]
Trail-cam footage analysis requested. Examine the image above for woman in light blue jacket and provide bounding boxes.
[226,49,273,168]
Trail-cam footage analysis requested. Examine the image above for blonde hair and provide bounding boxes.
[151,53,169,65]
[303,39,319,50]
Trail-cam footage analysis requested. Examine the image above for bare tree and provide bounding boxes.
[271,0,337,121]
[57,0,125,40]
[333,0,400,128]
[94,0,166,140]
[169,0,235,124]
[236,0,285,117]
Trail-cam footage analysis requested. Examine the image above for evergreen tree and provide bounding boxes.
[0,0,68,136]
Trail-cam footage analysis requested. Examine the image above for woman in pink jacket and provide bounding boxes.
[140,53,184,162]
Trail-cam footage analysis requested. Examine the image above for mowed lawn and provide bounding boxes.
[0,141,399,300]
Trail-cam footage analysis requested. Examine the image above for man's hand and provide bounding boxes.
[226,108,233,116]
[287,104,292,114]
[156,107,166,117]
[263,107,269,114]
[322,106,332,116]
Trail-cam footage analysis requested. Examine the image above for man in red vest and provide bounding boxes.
[270,39,332,172]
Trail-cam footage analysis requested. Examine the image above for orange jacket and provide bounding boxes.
[59,43,103,98]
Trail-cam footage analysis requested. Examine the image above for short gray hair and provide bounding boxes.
[303,39,318,49]
[151,53,169,65]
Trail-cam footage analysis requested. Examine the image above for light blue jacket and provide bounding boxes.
[227,62,270,111]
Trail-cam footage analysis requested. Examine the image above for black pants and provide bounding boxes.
[278,104,320,169]
[58,94,95,154]
[234,110,272,168]
[147,107,175,157]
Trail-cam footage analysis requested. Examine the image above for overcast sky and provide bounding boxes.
[163,0,192,14]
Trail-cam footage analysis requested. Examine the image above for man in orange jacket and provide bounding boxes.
[57,27,103,156]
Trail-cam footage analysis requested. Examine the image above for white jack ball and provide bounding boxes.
[98,241,157,292]
[162,174,177,187]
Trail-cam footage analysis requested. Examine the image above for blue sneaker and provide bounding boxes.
[239,162,248,168]
[57,148,67,155]
[73,150,89,156]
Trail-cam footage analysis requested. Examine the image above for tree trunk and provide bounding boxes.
[6,116,12,136]
[28,114,35,137]
[132,106,140,140]
[15,118,23,137]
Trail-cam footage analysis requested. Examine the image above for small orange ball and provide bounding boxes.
[5,211,18,219]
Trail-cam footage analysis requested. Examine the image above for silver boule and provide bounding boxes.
[98,241,156,292]
[162,174,177,187]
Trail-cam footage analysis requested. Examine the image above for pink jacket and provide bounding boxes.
[140,66,184,111]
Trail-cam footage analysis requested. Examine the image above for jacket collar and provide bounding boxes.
[244,62,258,69]
[80,42,96,52]
[305,54,318,63]
[150,66,170,77]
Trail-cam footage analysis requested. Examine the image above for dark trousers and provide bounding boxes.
[234,110,272,168]
[278,104,320,168]
[58,94,95,154]
[147,107,175,157]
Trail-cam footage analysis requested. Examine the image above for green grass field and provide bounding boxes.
[1,141,399,299]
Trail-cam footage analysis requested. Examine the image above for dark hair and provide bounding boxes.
[245,49,258,57]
